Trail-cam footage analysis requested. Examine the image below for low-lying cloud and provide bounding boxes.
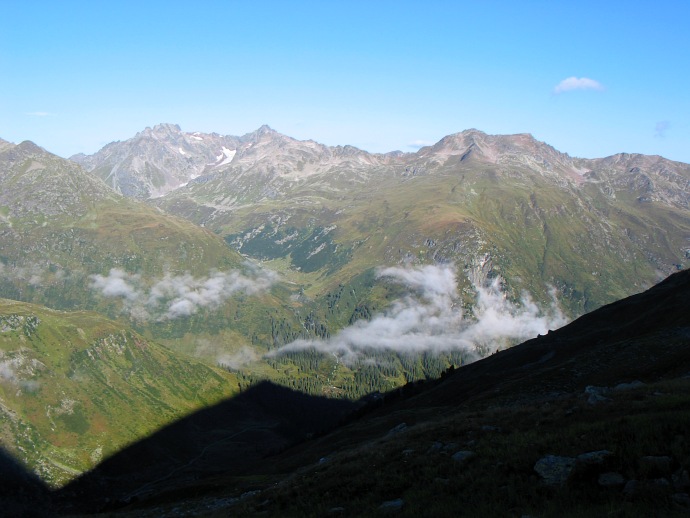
[270,264,567,364]
[89,263,277,320]
[0,360,18,383]
[90,268,141,300]
[217,346,261,370]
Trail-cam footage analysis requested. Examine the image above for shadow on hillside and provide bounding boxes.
[391,268,690,410]
[0,446,52,517]
[53,380,358,514]
[8,269,690,515]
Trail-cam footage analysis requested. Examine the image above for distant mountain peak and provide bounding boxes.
[138,123,183,139]
[241,124,281,143]
[256,124,275,134]
[152,122,182,132]
[16,140,47,154]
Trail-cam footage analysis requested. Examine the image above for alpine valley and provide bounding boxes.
[1,125,689,515]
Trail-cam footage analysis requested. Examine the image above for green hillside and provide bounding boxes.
[0,298,238,487]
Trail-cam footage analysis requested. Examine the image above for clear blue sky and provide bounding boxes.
[1,1,689,162]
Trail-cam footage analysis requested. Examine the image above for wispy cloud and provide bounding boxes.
[407,139,434,150]
[90,268,141,300]
[269,264,567,364]
[654,121,670,138]
[0,262,69,287]
[0,357,39,391]
[217,346,261,370]
[0,360,18,383]
[554,77,604,94]
[89,263,278,320]
[26,111,57,117]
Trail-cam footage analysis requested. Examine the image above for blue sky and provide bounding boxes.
[1,1,689,162]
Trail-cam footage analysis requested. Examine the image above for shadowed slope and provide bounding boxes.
[392,268,690,410]
[222,269,690,516]
[54,381,357,513]
[49,270,690,516]
[0,446,52,517]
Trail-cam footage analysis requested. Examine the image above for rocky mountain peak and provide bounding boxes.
[240,124,282,145]
[138,123,183,140]
[16,140,47,155]
[0,139,117,218]
[256,124,275,135]
[0,137,14,153]
[413,129,581,184]
[0,141,50,165]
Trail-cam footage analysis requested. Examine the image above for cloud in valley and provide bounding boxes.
[0,360,18,383]
[217,346,261,370]
[89,264,278,320]
[554,77,604,94]
[0,262,74,288]
[90,269,141,300]
[269,264,567,364]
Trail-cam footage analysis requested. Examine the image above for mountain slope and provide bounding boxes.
[46,268,690,516]
[0,298,238,487]
[0,139,306,358]
[55,381,357,513]
[145,127,689,318]
[71,123,396,200]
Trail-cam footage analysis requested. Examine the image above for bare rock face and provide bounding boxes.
[73,125,690,220]
[70,123,394,200]
[71,123,243,199]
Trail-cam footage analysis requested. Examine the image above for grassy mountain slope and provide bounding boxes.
[0,137,475,401]
[45,268,690,516]
[0,298,238,488]
[153,129,690,321]
[0,140,308,356]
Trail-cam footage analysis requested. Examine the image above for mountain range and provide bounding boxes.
[0,124,689,511]
[76,123,689,315]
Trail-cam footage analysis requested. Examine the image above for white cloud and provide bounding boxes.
[26,111,57,117]
[269,264,567,364]
[90,269,141,300]
[0,360,18,383]
[0,262,70,288]
[654,121,670,138]
[554,77,604,94]
[89,264,278,320]
[217,346,261,370]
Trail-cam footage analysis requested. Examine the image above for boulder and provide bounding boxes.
[612,380,645,392]
[386,423,408,437]
[577,450,614,466]
[598,472,626,487]
[534,455,576,486]
[640,455,673,476]
[451,451,476,464]
[584,385,611,404]
[379,498,404,513]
